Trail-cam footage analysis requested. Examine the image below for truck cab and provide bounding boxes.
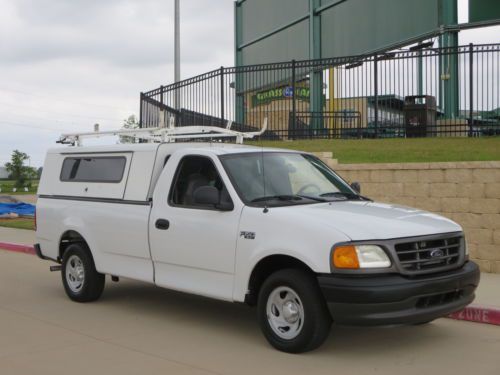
[35,133,480,353]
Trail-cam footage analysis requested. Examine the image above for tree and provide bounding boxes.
[4,150,37,188]
[119,115,139,143]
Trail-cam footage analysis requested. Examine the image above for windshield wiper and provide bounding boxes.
[251,194,327,203]
[296,194,328,202]
[320,192,372,201]
[251,195,302,203]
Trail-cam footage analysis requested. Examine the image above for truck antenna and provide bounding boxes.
[260,120,268,213]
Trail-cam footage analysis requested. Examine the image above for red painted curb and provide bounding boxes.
[1,241,499,326]
[448,305,500,326]
[0,242,35,255]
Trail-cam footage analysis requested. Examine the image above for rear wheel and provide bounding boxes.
[61,243,105,302]
[257,269,332,353]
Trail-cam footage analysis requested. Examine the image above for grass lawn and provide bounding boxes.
[248,137,500,164]
[0,218,35,231]
[0,180,39,195]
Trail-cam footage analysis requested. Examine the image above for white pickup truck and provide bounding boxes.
[35,137,480,353]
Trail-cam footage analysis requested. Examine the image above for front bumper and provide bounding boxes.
[317,261,480,326]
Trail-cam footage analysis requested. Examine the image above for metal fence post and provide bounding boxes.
[159,85,165,128]
[139,92,144,128]
[374,55,379,138]
[469,43,474,137]
[292,60,296,140]
[220,66,225,123]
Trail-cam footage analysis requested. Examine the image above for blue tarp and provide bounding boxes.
[0,203,35,216]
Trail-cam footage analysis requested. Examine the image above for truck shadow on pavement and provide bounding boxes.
[92,278,454,355]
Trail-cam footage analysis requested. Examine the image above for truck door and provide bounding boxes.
[149,152,243,301]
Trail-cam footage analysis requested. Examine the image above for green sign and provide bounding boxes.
[469,0,500,23]
[251,86,310,107]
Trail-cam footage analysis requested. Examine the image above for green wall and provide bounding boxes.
[236,0,442,65]
[241,20,309,65]
[469,0,500,23]
[321,0,439,57]
[241,0,308,43]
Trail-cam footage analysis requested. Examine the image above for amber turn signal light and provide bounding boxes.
[333,245,360,269]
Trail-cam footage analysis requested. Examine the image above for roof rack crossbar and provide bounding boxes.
[57,118,268,146]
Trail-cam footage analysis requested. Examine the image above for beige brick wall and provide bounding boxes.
[315,155,500,274]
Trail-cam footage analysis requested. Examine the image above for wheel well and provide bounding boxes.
[245,255,314,306]
[59,230,89,261]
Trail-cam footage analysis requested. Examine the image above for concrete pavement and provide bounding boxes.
[0,249,499,375]
[0,227,35,245]
[475,272,500,307]
[0,194,37,204]
[16,194,37,204]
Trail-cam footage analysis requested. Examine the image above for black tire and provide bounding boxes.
[61,243,105,302]
[257,269,332,353]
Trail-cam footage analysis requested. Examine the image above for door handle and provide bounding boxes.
[155,219,170,230]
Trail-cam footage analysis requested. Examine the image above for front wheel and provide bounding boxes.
[257,269,332,353]
[61,243,105,302]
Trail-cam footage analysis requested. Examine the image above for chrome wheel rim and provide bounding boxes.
[66,255,85,293]
[266,286,304,340]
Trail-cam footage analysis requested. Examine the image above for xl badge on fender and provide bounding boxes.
[240,231,256,240]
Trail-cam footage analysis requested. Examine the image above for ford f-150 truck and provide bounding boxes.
[35,135,480,353]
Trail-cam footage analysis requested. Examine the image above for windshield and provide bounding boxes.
[220,152,359,206]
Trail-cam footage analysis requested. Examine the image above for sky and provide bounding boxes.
[0,0,235,167]
[0,0,498,167]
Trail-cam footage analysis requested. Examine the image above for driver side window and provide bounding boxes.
[169,155,232,209]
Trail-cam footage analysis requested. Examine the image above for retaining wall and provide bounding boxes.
[316,154,500,273]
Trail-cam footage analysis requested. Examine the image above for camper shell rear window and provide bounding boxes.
[60,156,126,183]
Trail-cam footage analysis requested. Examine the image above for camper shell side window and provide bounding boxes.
[60,156,127,183]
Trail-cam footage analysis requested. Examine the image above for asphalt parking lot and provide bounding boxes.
[1,250,499,375]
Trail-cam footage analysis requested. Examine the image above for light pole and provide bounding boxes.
[174,0,180,110]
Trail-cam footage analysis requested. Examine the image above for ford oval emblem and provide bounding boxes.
[430,249,445,258]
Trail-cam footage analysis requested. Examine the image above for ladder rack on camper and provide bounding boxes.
[57,118,268,146]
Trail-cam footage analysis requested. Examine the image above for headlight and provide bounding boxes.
[333,245,391,269]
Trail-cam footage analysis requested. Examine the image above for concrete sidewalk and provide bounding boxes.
[475,272,500,307]
[0,194,37,204]
[0,227,35,245]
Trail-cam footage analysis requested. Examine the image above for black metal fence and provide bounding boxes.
[140,43,500,140]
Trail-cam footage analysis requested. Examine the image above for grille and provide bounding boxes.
[416,290,464,308]
[394,236,462,273]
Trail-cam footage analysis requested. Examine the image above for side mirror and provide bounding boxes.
[193,186,233,211]
[350,182,361,194]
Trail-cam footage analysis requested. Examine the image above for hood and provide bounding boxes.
[282,201,462,241]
